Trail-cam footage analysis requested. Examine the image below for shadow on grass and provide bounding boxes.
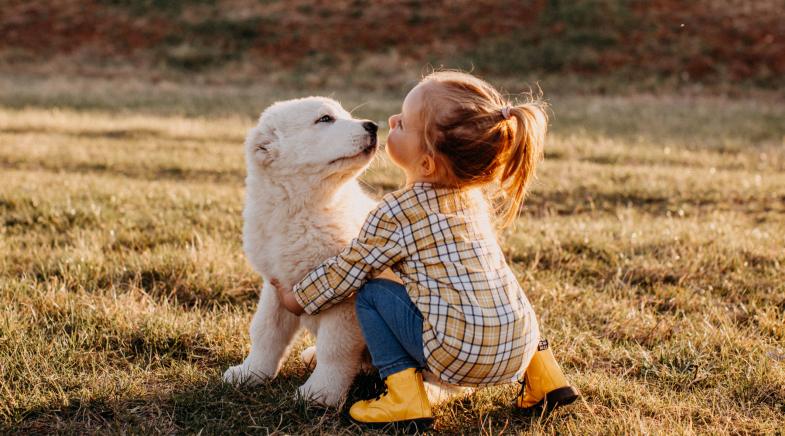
[1,126,241,144]
[0,157,245,185]
[525,189,784,217]
[5,369,387,434]
[4,367,553,434]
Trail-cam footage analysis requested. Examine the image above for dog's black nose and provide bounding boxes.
[363,121,378,134]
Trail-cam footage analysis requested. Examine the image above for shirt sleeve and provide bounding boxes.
[292,203,404,315]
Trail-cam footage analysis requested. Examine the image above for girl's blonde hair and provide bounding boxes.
[418,71,548,228]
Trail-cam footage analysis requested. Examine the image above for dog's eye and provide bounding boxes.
[316,115,335,124]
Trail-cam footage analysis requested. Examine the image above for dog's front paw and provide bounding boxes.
[223,363,270,386]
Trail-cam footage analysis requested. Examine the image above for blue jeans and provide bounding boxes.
[355,278,427,379]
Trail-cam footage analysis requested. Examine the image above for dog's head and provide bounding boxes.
[245,97,378,183]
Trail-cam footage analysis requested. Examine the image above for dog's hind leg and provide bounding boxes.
[297,303,365,407]
[224,281,300,385]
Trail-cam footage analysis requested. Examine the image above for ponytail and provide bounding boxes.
[497,101,548,228]
[417,71,549,228]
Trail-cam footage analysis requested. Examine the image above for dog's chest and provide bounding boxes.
[243,204,370,283]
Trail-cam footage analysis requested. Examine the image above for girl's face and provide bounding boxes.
[386,84,432,183]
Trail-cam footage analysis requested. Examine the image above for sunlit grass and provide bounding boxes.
[1,76,784,434]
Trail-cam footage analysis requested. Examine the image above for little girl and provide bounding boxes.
[274,71,578,429]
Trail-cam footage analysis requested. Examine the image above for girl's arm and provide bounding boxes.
[289,205,404,315]
[271,269,402,316]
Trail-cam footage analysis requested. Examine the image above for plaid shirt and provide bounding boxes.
[292,182,539,387]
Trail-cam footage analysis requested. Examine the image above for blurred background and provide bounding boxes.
[2,0,784,109]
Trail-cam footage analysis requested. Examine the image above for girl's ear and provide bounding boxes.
[419,153,436,177]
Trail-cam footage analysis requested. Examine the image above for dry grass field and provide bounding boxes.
[1,74,784,434]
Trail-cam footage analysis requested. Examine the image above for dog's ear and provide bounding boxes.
[248,124,279,167]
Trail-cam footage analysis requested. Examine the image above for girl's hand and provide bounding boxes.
[269,278,305,316]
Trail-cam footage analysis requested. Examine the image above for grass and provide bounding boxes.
[1,73,784,434]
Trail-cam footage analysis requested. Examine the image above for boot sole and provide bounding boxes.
[517,386,580,416]
[349,417,434,433]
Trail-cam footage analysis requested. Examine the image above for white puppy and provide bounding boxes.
[223,97,380,406]
[224,97,466,407]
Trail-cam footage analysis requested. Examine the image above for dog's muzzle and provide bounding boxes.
[328,133,378,165]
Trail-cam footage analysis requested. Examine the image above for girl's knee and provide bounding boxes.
[354,279,389,309]
[355,280,379,308]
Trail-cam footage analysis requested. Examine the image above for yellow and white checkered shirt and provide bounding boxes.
[292,182,539,387]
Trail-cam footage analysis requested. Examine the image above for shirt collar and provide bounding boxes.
[409,181,435,189]
[408,181,465,190]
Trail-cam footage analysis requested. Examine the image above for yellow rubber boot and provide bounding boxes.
[516,339,579,415]
[349,368,433,431]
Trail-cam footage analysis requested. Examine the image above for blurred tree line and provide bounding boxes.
[1,0,783,87]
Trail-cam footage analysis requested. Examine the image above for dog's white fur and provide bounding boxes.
[223,97,378,406]
[224,97,466,407]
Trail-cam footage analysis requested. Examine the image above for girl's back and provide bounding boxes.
[378,182,540,387]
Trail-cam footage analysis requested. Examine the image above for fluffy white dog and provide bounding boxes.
[224,97,464,407]
[223,97,382,406]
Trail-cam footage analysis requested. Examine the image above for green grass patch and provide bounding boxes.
[1,77,783,433]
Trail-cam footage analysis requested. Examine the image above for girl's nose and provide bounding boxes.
[388,114,398,129]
